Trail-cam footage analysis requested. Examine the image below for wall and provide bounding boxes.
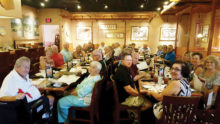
[0,0,22,18]
[67,13,181,53]
[0,19,13,47]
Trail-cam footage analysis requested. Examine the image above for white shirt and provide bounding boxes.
[114,47,122,57]
[98,46,105,54]
[0,70,41,103]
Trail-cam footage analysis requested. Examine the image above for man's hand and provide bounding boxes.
[16,93,26,100]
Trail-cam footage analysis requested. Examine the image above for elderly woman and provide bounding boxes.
[198,55,220,106]
[72,45,86,59]
[51,45,64,67]
[40,47,55,70]
[57,61,102,123]
[141,60,191,119]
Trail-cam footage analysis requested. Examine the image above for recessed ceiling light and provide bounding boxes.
[40,2,45,7]
[164,1,169,5]
[157,7,161,11]
[104,5,108,9]
[77,5,81,9]
[140,4,144,8]
[45,0,49,2]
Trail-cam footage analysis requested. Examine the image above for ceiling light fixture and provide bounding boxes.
[104,5,108,9]
[164,1,169,5]
[140,4,144,8]
[77,5,81,9]
[157,7,161,11]
[45,0,49,2]
[40,2,45,7]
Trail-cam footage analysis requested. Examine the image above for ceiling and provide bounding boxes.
[21,0,166,12]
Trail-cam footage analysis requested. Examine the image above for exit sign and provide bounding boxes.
[45,18,52,23]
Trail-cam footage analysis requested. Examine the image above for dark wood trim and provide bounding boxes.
[187,8,193,51]
[207,0,216,55]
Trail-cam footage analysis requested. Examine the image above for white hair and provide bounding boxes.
[14,56,30,68]
[91,61,102,72]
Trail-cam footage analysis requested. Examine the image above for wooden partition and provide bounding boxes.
[0,47,45,87]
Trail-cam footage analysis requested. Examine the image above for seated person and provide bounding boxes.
[72,45,86,59]
[190,52,204,86]
[156,45,163,56]
[191,52,204,75]
[163,45,176,65]
[182,51,193,71]
[160,45,167,58]
[113,43,122,57]
[51,45,64,67]
[0,56,54,105]
[60,42,73,63]
[92,50,107,75]
[139,44,151,55]
[113,53,152,111]
[142,60,191,118]
[104,46,114,65]
[40,47,55,70]
[196,55,220,106]
[98,42,105,54]
[130,52,146,88]
[57,61,102,123]
[88,42,95,53]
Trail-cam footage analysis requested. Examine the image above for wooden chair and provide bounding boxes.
[110,75,141,124]
[194,88,220,124]
[68,78,104,124]
[159,96,200,124]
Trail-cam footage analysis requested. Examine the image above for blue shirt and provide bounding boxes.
[60,49,73,63]
[164,51,176,63]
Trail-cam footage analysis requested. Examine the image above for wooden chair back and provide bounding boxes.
[68,77,104,124]
[160,96,200,124]
[110,75,141,124]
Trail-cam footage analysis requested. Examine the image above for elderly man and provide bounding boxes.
[114,43,122,57]
[130,52,146,83]
[98,42,105,54]
[113,54,151,110]
[57,61,102,123]
[92,49,107,74]
[60,42,73,63]
[0,56,53,105]
[51,45,64,67]
[163,45,176,65]
[139,44,151,55]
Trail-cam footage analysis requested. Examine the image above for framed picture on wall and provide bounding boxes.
[160,27,176,41]
[77,27,91,40]
[131,26,148,41]
[0,26,6,36]
[201,25,209,42]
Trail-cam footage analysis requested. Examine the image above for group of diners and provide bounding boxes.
[0,41,219,124]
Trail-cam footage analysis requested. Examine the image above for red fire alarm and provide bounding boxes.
[46,18,52,23]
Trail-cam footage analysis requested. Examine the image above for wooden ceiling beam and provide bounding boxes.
[175,5,192,16]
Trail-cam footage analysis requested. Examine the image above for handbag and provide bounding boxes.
[121,96,145,107]
[153,101,163,119]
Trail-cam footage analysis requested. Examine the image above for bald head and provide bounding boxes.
[92,50,102,61]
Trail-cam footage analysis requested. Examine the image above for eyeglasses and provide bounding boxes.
[171,67,181,72]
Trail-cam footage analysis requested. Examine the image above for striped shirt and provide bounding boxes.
[177,79,191,96]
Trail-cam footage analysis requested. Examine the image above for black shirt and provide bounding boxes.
[113,64,135,103]
[99,60,107,75]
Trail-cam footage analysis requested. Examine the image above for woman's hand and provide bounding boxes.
[16,93,26,100]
